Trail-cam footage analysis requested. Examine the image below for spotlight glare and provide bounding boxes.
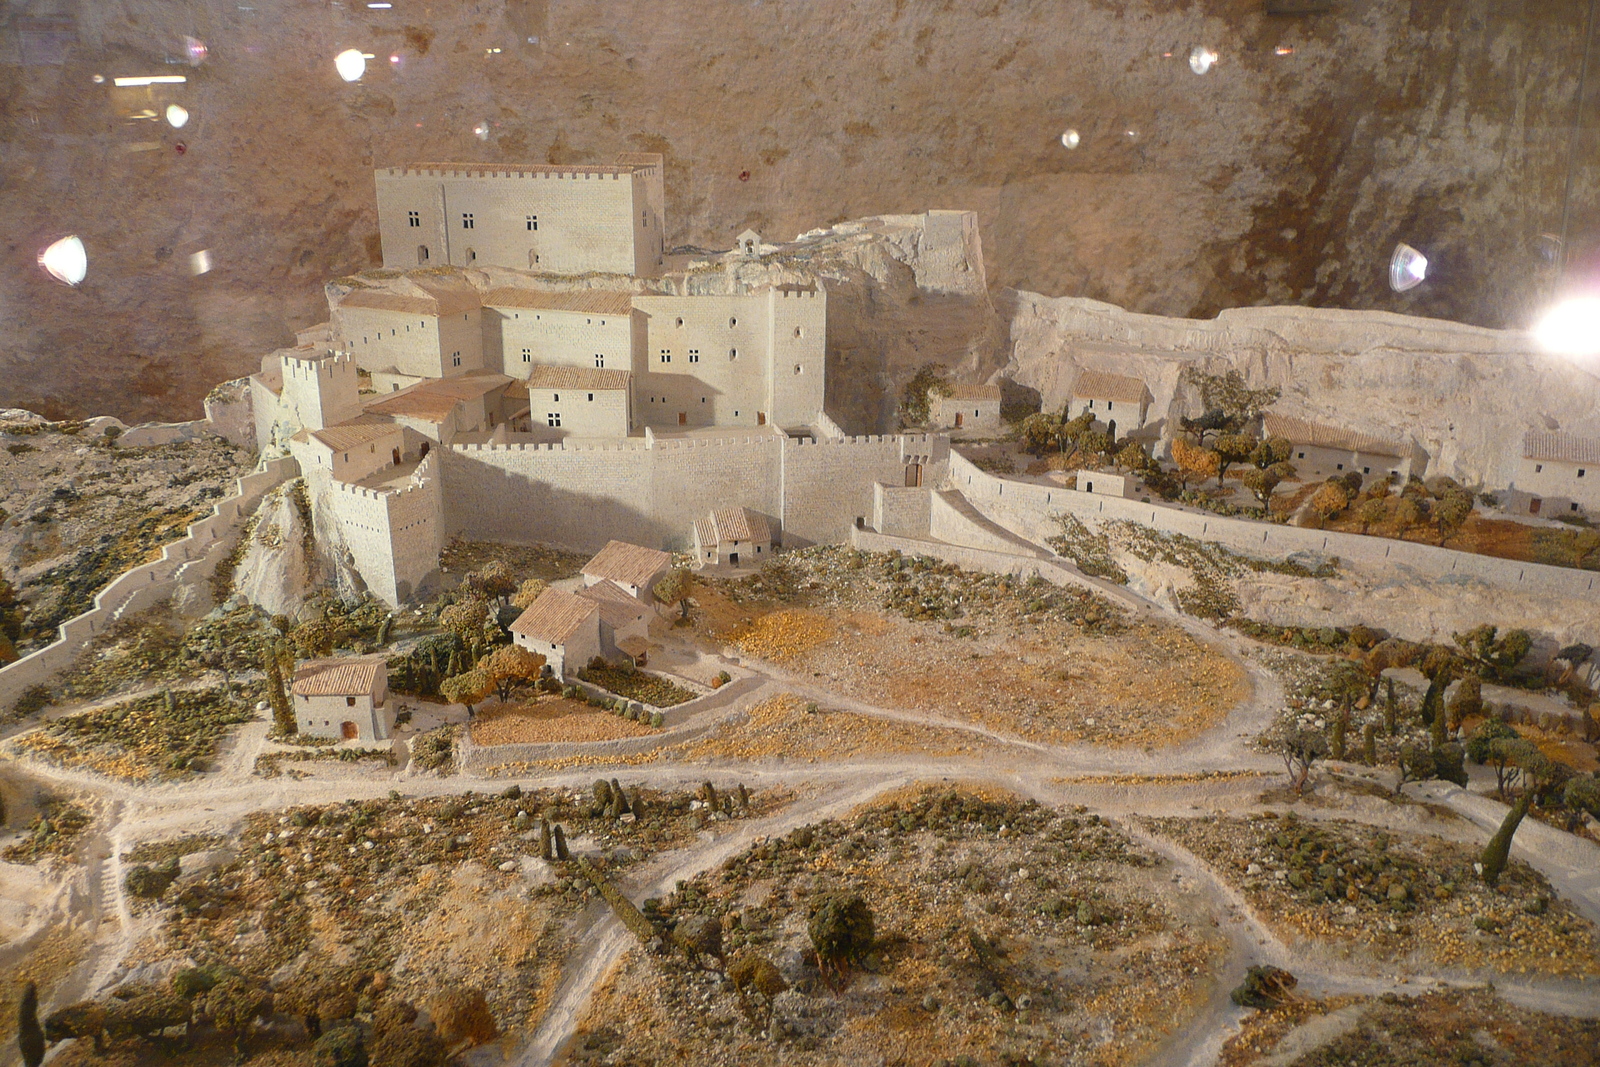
[1535,297,1600,359]
[1189,46,1218,75]
[1388,243,1428,292]
[1060,129,1080,149]
[190,249,213,275]
[165,104,190,128]
[39,235,87,286]
[335,48,367,82]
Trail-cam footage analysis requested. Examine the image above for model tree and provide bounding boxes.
[17,981,44,1067]
[899,363,951,426]
[465,560,517,605]
[1272,723,1328,796]
[1186,368,1281,425]
[807,893,875,989]
[654,567,695,621]
[481,645,546,702]
[1171,437,1219,490]
[1452,624,1533,683]
[441,667,494,715]
[1114,441,1152,474]
[1466,722,1526,799]
[510,578,549,610]
[1307,480,1349,524]
[262,640,296,736]
[1213,433,1257,488]
[1432,484,1475,545]
[439,597,492,657]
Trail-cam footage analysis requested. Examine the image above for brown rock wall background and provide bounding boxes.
[0,0,1595,422]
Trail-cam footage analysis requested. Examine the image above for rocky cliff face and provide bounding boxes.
[1004,293,1600,490]
[3,1,1593,422]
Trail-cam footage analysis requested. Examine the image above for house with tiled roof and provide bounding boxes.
[1510,430,1600,517]
[287,417,406,484]
[291,654,392,741]
[929,384,1002,435]
[1068,370,1154,429]
[582,540,672,601]
[691,507,774,569]
[1262,413,1423,483]
[513,365,632,438]
[509,588,602,679]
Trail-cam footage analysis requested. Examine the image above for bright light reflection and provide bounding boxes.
[1388,243,1428,292]
[335,48,367,81]
[1275,46,1295,56]
[184,36,208,65]
[165,104,189,128]
[368,2,392,7]
[39,236,87,286]
[113,75,187,87]
[1535,297,1600,358]
[1060,129,1080,149]
[473,122,490,141]
[1189,46,1218,74]
[190,250,213,276]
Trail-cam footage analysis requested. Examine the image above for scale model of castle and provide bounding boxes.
[250,153,947,606]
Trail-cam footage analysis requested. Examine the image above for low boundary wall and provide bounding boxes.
[946,453,1599,601]
[456,674,763,774]
[0,456,300,709]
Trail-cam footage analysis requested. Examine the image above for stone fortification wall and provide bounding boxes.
[442,430,947,554]
[946,452,1600,603]
[849,528,1136,610]
[0,457,300,709]
[1005,294,1600,489]
[324,455,443,606]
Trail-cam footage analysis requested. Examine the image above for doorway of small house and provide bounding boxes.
[730,551,739,566]
[955,413,964,428]
[679,412,687,425]
[420,441,430,459]
[392,447,401,465]
[341,721,358,740]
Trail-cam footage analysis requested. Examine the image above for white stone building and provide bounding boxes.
[1262,413,1422,483]
[582,540,671,602]
[1511,431,1600,517]
[291,655,392,741]
[632,284,827,434]
[1074,470,1133,499]
[363,372,515,446]
[1068,370,1153,430]
[333,278,485,386]
[692,506,773,568]
[287,420,407,483]
[509,588,602,680]
[514,365,633,439]
[374,154,665,276]
[485,288,638,376]
[929,385,1002,434]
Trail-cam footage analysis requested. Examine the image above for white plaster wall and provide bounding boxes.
[1288,443,1411,483]
[930,395,1002,433]
[336,307,449,379]
[524,387,629,438]
[490,307,633,376]
[296,691,388,741]
[767,287,828,431]
[376,169,643,275]
[1514,458,1600,513]
[634,293,770,428]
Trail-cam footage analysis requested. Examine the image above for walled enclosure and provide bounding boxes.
[442,431,948,554]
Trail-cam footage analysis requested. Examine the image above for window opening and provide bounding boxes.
[547,413,561,427]
[408,210,420,227]
[527,215,537,230]
[462,213,474,228]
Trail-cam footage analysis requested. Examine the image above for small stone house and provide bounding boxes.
[691,507,773,568]
[1074,470,1133,499]
[929,385,1002,434]
[1511,430,1600,517]
[291,655,392,742]
[512,365,632,438]
[582,540,672,602]
[1068,370,1153,430]
[509,588,602,680]
[578,579,653,656]
[1262,413,1420,483]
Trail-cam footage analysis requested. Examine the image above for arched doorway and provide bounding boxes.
[417,245,429,264]
[340,721,358,740]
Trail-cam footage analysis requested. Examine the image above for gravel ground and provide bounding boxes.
[471,697,660,746]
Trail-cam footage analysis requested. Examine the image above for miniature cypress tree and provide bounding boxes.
[1362,722,1377,764]
[1330,699,1348,761]
[610,779,630,815]
[1383,678,1397,735]
[737,783,750,809]
[553,824,570,861]
[701,781,718,809]
[539,818,552,861]
[1480,794,1531,887]
[17,981,45,1067]
[262,645,295,736]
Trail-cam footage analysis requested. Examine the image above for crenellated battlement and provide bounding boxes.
[381,165,636,181]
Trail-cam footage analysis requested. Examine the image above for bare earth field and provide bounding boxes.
[1149,813,1600,980]
[566,787,1225,1067]
[471,696,660,746]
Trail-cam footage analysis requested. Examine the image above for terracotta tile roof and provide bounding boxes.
[1071,370,1151,404]
[519,365,631,392]
[292,654,386,696]
[947,385,1002,402]
[288,414,394,448]
[697,507,771,547]
[364,373,511,422]
[484,288,635,316]
[578,579,651,628]
[509,588,601,644]
[400,162,646,176]
[1523,430,1600,465]
[1262,413,1410,459]
[583,540,670,589]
